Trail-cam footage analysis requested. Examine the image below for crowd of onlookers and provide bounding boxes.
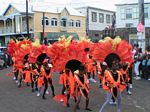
[133,46,150,81]
[0,47,12,70]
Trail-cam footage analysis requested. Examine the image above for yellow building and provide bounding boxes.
[0,3,86,46]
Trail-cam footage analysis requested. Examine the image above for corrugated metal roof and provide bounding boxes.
[32,5,85,16]
[2,3,84,17]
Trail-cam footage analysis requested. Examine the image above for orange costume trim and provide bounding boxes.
[23,70,31,83]
[102,70,126,93]
[41,66,52,79]
[23,63,31,83]
[59,69,75,96]
[120,62,130,82]
[74,74,89,99]
[97,62,103,80]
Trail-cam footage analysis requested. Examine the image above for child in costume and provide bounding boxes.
[120,62,132,95]
[18,59,31,87]
[59,68,75,107]
[85,55,97,83]
[97,61,108,88]
[74,64,92,112]
[99,59,126,112]
[31,63,39,92]
[41,59,55,99]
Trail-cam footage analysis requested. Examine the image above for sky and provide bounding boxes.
[0,0,122,15]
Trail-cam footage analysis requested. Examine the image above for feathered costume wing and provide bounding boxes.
[92,37,134,63]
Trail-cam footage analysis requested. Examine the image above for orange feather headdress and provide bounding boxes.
[92,37,134,64]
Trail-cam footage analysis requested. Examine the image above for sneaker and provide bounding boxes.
[37,92,40,97]
[92,79,97,83]
[46,90,49,95]
[109,100,117,105]
[129,84,132,89]
[127,90,132,95]
[109,100,113,104]
[15,80,18,83]
[148,78,150,81]
[18,83,21,88]
[85,108,92,111]
[90,78,97,83]
[13,77,16,80]
[135,76,141,80]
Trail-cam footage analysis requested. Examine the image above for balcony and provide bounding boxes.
[0,26,33,35]
[0,26,14,35]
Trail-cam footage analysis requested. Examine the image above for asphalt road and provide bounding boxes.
[0,67,150,112]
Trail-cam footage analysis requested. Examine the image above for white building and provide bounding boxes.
[76,6,115,41]
[116,0,150,47]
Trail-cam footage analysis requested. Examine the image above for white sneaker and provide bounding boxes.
[135,76,141,80]
[16,80,18,83]
[89,78,96,83]
[127,90,132,95]
[46,90,49,95]
[109,100,113,104]
[18,82,20,86]
[37,92,40,97]
[109,100,117,105]
[129,84,132,89]
[92,78,97,83]
[13,77,16,80]
[147,78,150,81]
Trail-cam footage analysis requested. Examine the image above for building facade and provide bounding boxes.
[116,0,150,48]
[0,3,86,46]
[76,6,115,41]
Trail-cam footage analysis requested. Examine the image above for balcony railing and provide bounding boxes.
[0,26,14,34]
[0,26,33,35]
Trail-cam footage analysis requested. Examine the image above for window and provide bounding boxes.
[42,17,49,26]
[61,18,67,27]
[91,12,97,22]
[126,8,132,19]
[99,13,104,23]
[106,14,110,23]
[144,7,148,18]
[133,7,138,19]
[126,23,133,28]
[76,20,81,27]
[120,8,125,19]
[51,18,57,26]
[69,20,74,27]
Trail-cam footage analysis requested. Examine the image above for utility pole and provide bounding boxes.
[138,0,145,52]
[26,0,30,39]
[139,0,145,25]
[42,12,45,39]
